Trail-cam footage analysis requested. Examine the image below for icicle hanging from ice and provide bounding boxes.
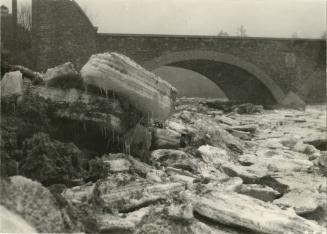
[123,138,131,156]
[126,143,131,156]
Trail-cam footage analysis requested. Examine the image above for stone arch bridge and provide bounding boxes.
[31,0,326,104]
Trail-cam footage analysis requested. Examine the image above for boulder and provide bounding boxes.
[191,191,325,234]
[1,71,23,98]
[0,176,65,233]
[81,52,178,120]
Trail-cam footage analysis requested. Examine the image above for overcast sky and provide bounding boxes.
[74,0,326,38]
[1,0,326,38]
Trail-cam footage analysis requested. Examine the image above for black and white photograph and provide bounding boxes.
[0,0,326,233]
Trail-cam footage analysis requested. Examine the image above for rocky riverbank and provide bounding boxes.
[0,53,326,233]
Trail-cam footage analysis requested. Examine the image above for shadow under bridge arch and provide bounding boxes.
[143,50,285,105]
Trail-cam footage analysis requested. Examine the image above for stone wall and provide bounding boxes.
[32,0,97,71]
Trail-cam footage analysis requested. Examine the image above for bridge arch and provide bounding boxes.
[143,50,285,104]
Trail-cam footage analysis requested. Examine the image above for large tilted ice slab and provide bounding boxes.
[81,53,178,120]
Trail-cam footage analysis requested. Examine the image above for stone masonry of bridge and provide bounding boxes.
[31,0,326,104]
